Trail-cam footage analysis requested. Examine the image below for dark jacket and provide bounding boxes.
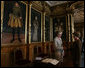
[72,39,82,64]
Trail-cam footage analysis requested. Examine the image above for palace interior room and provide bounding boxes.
[1,1,84,67]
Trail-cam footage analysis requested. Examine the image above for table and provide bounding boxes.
[33,59,62,67]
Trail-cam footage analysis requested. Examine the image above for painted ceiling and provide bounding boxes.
[72,1,84,23]
[46,1,84,23]
[45,1,68,7]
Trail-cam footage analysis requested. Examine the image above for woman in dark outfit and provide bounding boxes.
[72,32,82,67]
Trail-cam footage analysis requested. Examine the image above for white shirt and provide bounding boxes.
[54,37,63,50]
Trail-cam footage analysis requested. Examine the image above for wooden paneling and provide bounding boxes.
[29,42,54,62]
[1,53,10,67]
[29,43,43,62]
[1,45,28,67]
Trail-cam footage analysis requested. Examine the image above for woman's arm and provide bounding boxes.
[54,39,63,50]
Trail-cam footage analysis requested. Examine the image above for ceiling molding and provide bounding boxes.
[45,1,68,7]
[71,1,84,23]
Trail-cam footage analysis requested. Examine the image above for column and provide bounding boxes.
[1,1,4,41]
[42,12,45,42]
[44,12,45,42]
[41,13,42,42]
[42,11,46,53]
[67,13,75,42]
[28,3,32,62]
[70,13,74,42]
[25,4,28,44]
[67,14,71,42]
[28,3,32,44]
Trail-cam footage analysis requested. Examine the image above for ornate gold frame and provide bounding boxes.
[29,6,42,43]
[1,1,28,46]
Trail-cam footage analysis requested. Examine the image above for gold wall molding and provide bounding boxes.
[32,1,51,16]
[67,14,71,42]
[41,11,46,43]
[67,13,75,42]
[25,4,28,44]
[43,12,46,42]
[1,1,4,41]
[20,1,28,5]
[70,14,74,42]
[41,12,43,42]
[28,4,32,44]
[45,5,51,16]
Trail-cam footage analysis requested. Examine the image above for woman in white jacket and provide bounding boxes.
[54,31,64,62]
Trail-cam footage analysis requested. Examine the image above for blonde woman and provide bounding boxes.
[54,31,64,62]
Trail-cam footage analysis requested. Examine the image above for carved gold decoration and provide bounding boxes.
[31,1,43,12]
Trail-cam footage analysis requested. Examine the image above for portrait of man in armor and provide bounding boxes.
[2,1,26,44]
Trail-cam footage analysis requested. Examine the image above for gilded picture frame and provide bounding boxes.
[31,8,41,42]
[1,1,28,45]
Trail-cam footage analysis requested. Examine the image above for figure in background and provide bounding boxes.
[54,31,64,62]
[82,30,84,53]
[32,16,39,42]
[80,31,84,54]
[81,37,84,53]
[72,32,82,67]
[8,2,22,43]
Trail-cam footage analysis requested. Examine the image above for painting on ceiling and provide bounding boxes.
[31,8,41,42]
[45,1,67,6]
[1,1,27,45]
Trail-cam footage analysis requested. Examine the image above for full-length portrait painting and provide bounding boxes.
[45,16,50,41]
[2,1,26,44]
[31,8,41,42]
[53,16,66,41]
